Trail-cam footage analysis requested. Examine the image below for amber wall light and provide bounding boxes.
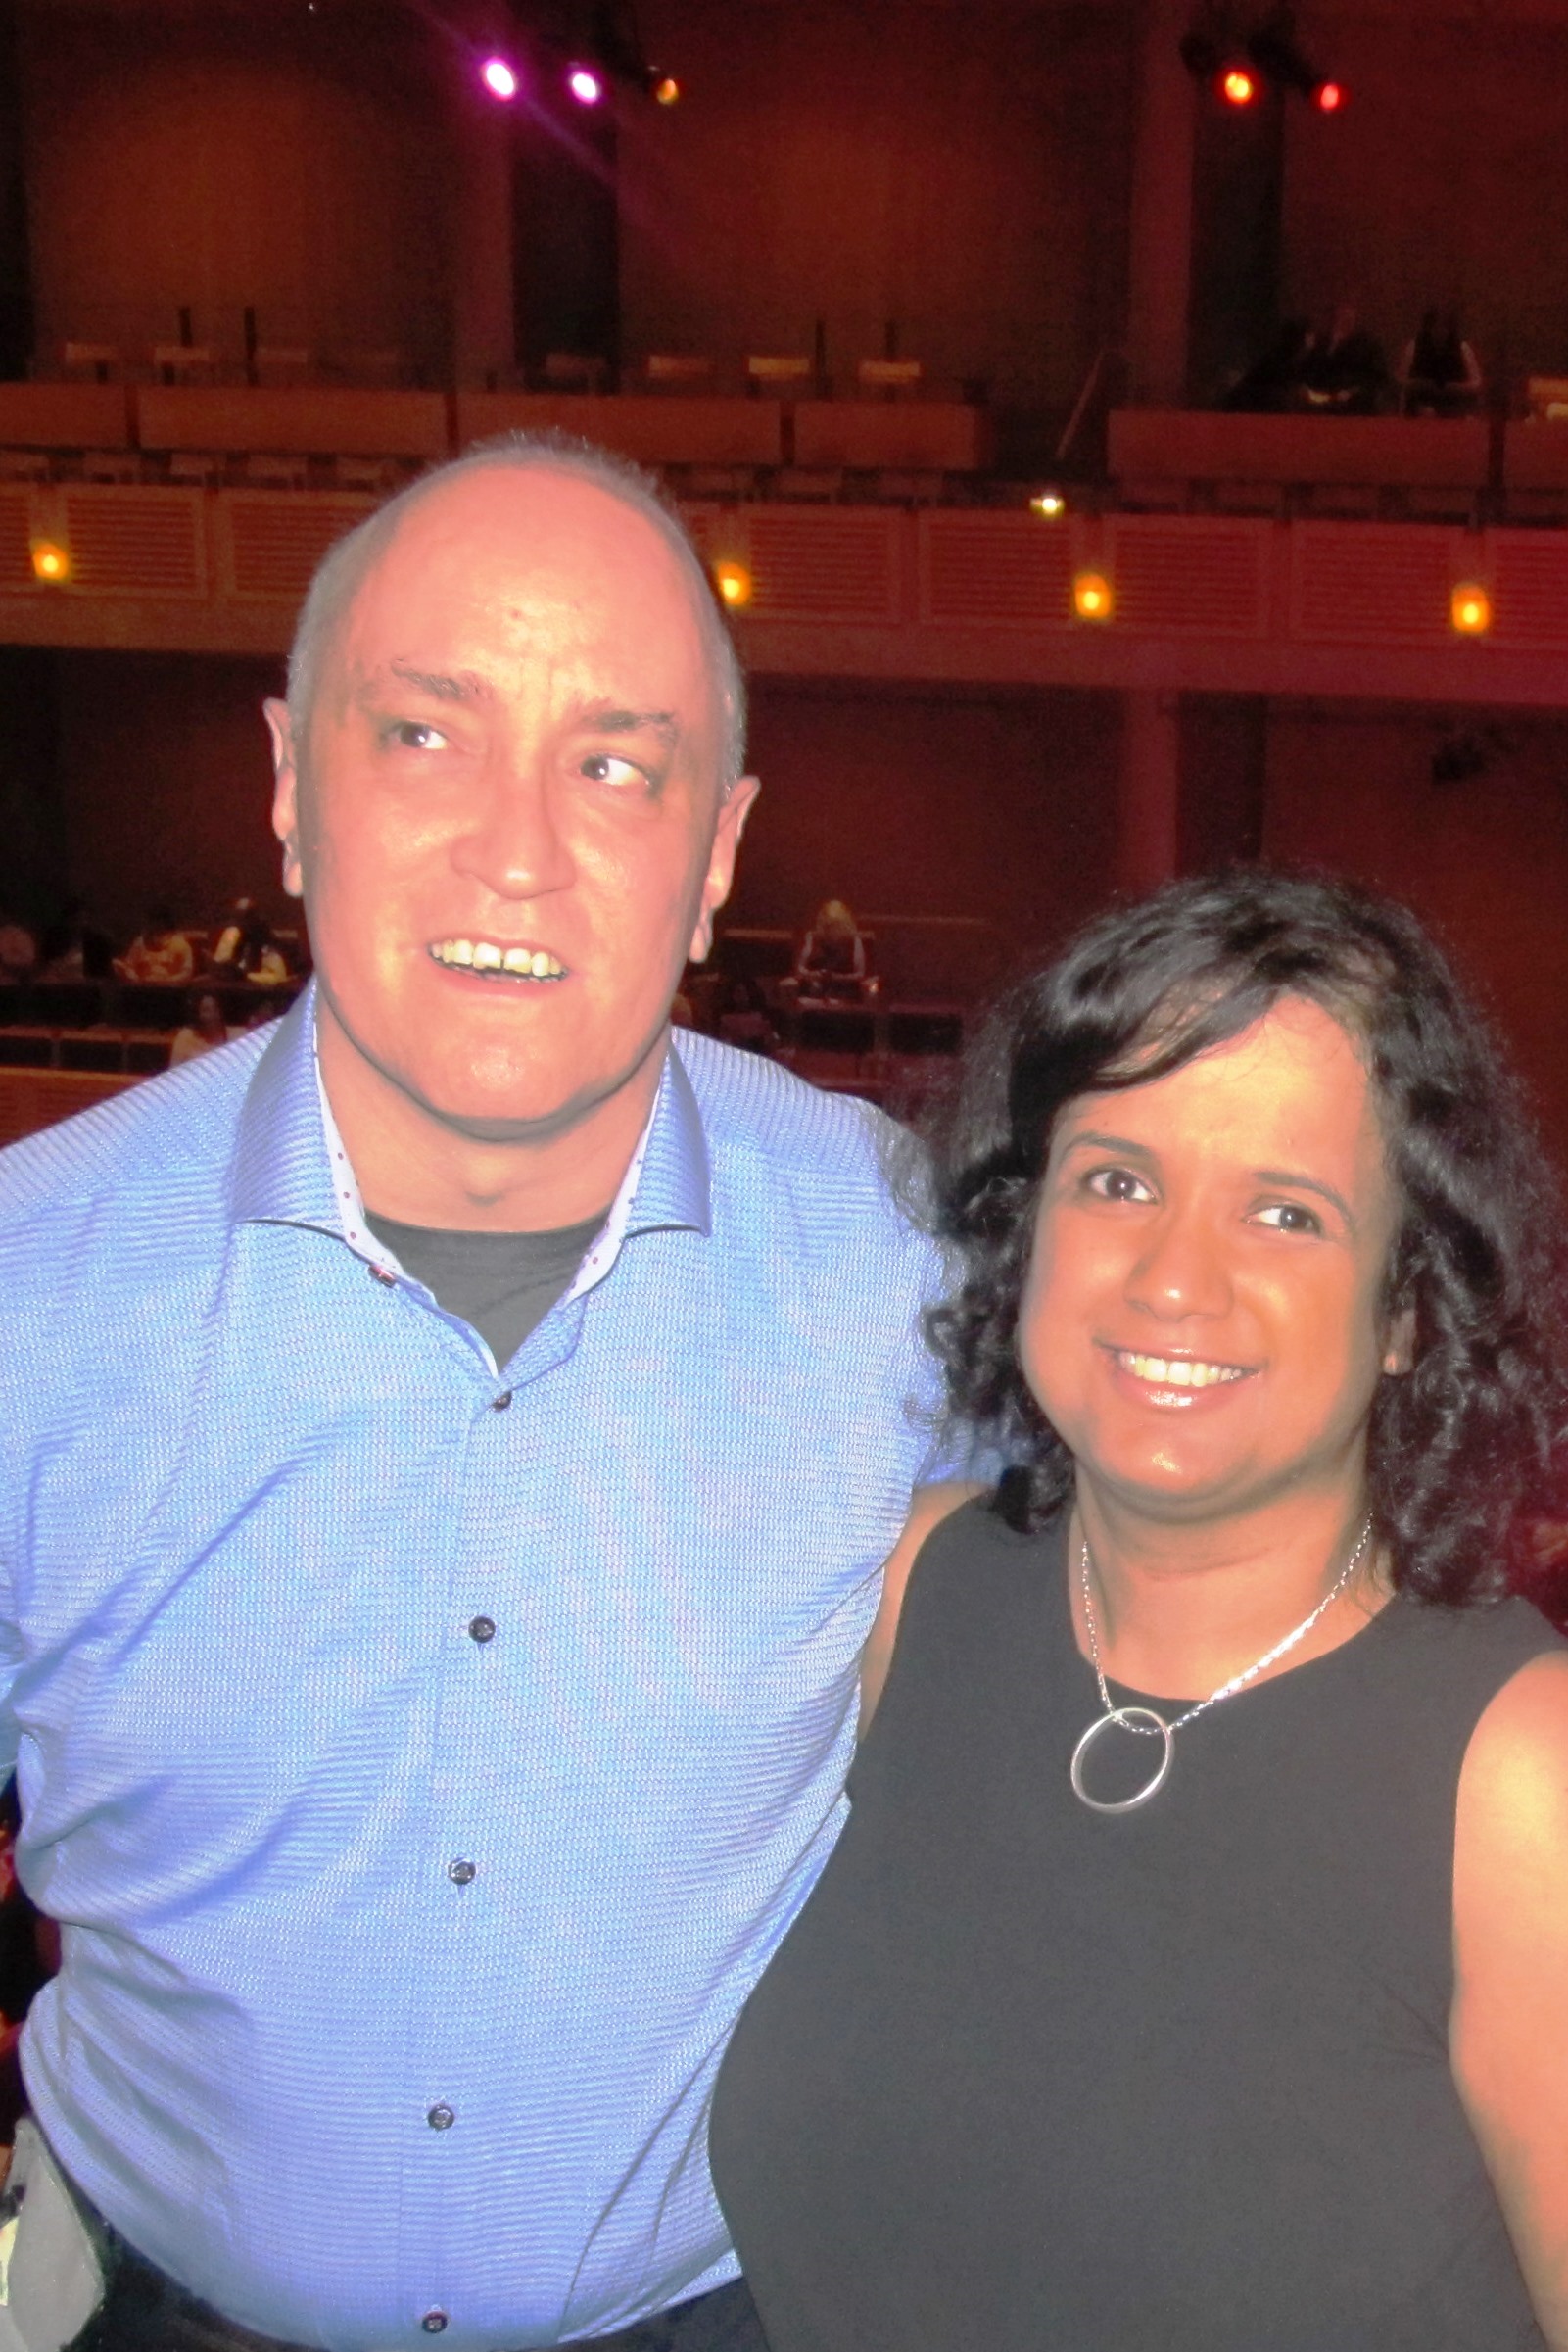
[713,559,752,609]
[1073,570,1114,622]
[1450,582,1492,636]
[31,539,70,584]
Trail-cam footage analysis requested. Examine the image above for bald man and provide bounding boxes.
[0,438,951,2352]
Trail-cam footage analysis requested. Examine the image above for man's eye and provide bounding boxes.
[579,751,647,789]
[385,721,449,752]
[1083,1166,1155,1205]
[1255,1200,1323,1236]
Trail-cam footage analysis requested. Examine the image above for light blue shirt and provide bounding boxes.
[0,993,949,2351]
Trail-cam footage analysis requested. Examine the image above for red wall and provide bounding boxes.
[54,650,288,936]
[733,681,1120,957]
[1262,702,1568,1171]
[21,7,455,372]
[1280,14,1568,373]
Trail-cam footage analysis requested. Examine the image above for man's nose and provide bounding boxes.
[1124,1204,1233,1322]
[450,756,576,901]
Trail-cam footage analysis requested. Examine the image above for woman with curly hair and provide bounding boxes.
[712,870,1568,2352]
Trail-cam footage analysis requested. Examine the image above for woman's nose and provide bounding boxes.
[1124,1207,1233,1321]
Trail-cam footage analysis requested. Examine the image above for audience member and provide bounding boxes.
[795,898,875,1001]
[114,908,196,986]
[1399,309,1484,416]
[168,989,236,1066]
[1301,304,1389,414]
[1219,318,1315,413]
[209,896,277,980]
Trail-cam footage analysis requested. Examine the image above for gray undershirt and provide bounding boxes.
[362,1208,610,1368]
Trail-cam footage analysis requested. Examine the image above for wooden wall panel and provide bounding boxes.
[1290,522,1462,648]
[60,488,205,600]
[918,511,1074,629]
[1107,517,1270,639]
[220,494,375,602]
[744,510,902,623]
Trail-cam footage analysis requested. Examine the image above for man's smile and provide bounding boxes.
[428,936,569,981]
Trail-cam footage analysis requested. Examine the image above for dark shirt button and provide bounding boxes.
[367,1262,397,1288]
[421,2312,449,2335]
[467,1615,497,1644]
[427,2102,455,2131]
[447,1858,476,1886]
[492,1388,513,1411]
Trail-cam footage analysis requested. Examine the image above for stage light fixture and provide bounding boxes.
[1311,77,1344,111]
[1450,582,1492,636]
[1220,65,1257,105]
[713,559,752,609]
[566,63,604,105]
[30,540,69,584]
[480,55,519,100]
[1073,570,1114,622]
[1029,489,1066,518]
[649,71,680,105]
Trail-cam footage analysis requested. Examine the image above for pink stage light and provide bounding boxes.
[480,56,519,100]
[566,64,604,105]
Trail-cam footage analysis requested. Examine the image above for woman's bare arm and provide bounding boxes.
[859,1482,982,1736]
[1451,1650,1568,2348]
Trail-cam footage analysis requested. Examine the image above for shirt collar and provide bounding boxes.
[227,984,711,1285]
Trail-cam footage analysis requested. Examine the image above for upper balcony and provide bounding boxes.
[1,380,1567,706]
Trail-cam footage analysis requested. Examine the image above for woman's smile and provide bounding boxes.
[1097,1342,1258,1409]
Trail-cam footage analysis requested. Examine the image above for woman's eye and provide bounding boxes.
[579,751,647,790]
[1255,1200,1323,1236]
[1083,1166,1155,1205]
[385,720,449,752]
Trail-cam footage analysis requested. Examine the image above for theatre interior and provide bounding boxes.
[0,0,1567,1174]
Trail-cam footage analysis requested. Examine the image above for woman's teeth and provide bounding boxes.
[429,939,566,980]
[1116,1351,1247,1389]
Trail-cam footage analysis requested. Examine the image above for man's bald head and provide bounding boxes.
[284,430,747,795]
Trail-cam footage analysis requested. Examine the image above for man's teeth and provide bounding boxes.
[1117,1351,1247,1389]
[430,939,566,980]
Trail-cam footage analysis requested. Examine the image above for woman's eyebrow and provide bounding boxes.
[1058,1130,1158,1162]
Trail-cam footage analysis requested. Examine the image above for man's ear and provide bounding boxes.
[688,775,760,964]
[264,698,306,901]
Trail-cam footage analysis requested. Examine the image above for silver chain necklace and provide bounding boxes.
[1069,1515,1374,1814]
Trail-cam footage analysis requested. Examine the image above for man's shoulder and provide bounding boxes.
[0,1032,268,1242]
[674,1029,916,1202]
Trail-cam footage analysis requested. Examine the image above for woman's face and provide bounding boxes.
[1018,997,1404,1528]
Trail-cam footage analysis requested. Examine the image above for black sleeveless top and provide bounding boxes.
[711,1501,1562,2352]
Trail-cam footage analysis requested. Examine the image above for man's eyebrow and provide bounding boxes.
[578,703,680,744]
[376,660,494,705]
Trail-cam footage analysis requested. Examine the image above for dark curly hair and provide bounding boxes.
[925,869,1568,1608]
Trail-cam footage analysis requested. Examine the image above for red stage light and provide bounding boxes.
[566,64,604,105]
[1220,67,1257,105]
[480,56,519,100]
[1312,78,1344,112]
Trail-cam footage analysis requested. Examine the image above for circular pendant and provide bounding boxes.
[1069,1705,1174,1813]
